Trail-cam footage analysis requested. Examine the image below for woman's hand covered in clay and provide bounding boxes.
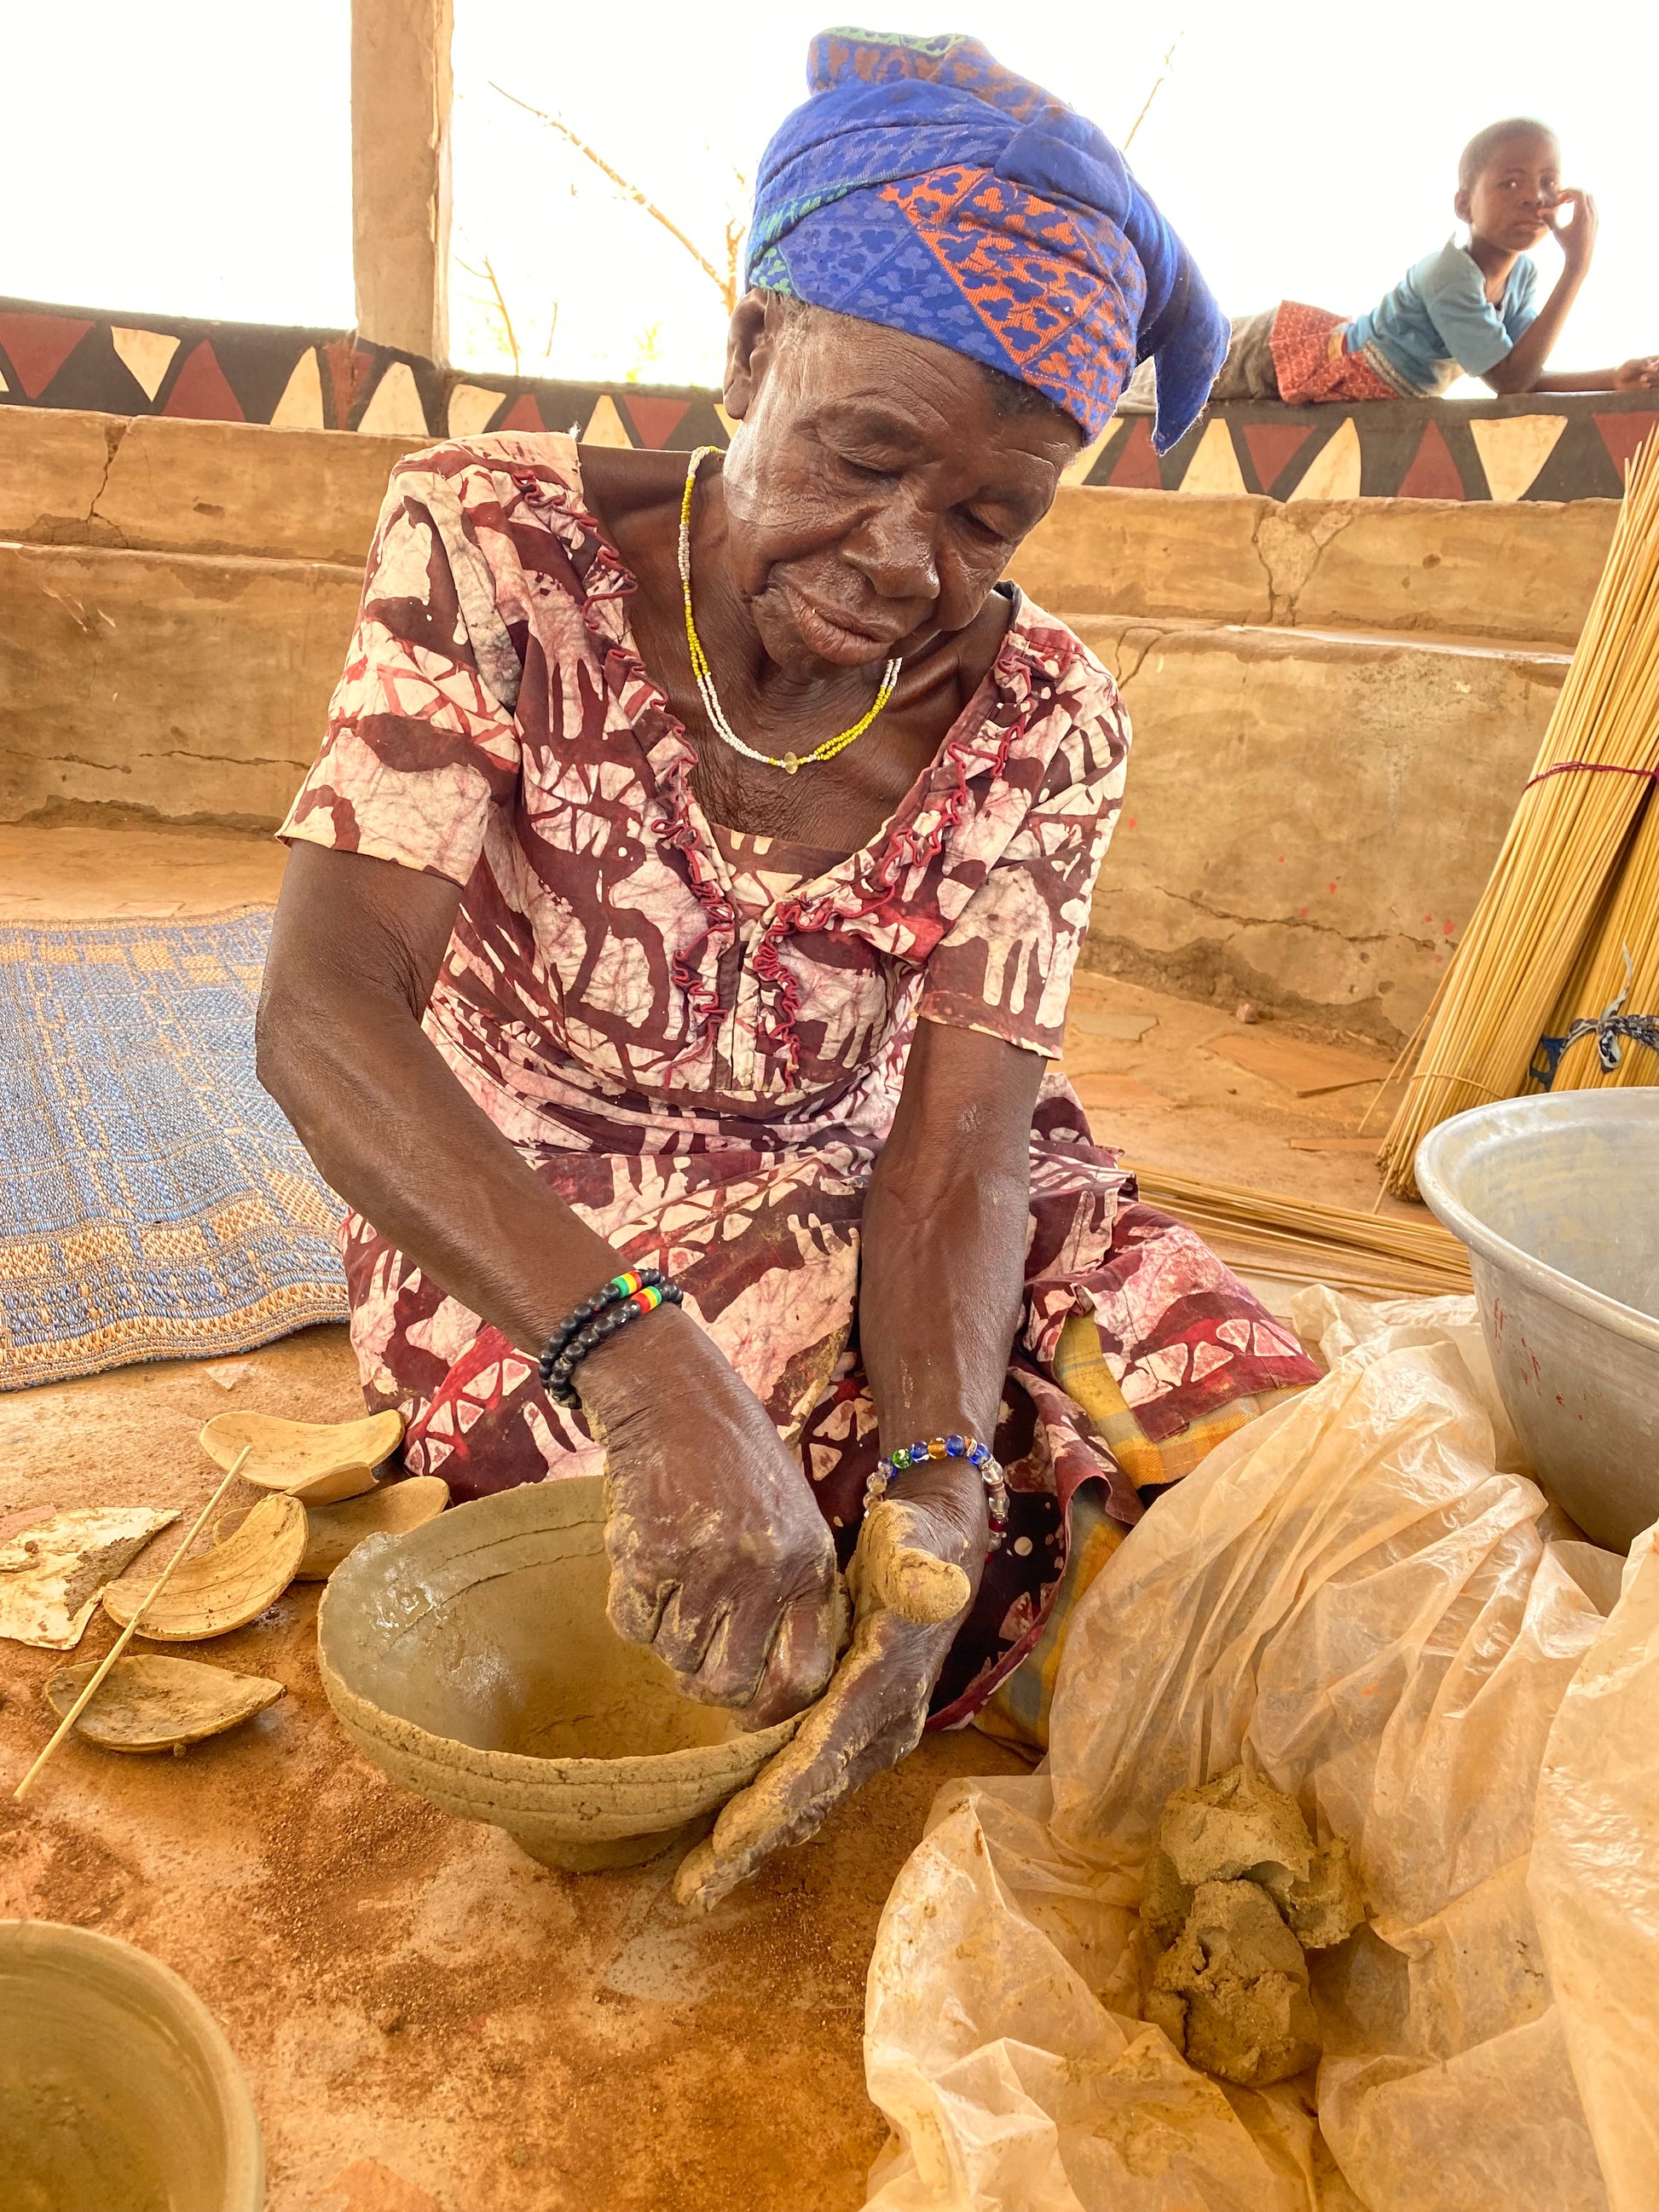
[672,1461,986,1911]
[577,1308,842,1726]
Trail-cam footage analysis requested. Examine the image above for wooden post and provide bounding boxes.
[351,0,454,363]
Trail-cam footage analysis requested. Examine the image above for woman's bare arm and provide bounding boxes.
[676,1014,1045,1906]
[861,1015,1043,1490]
[258,845,625,1342]
[257,842,840,1718]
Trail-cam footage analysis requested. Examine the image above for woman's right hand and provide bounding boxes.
[574,1304,843,1726]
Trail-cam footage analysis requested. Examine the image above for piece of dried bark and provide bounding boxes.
[0,1507,181,1650]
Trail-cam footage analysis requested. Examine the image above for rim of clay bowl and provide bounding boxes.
[1416,1092,1659,1353]
[315,1484,801,1807]
[318,1647,796,1812]
[0,1919,264,2212]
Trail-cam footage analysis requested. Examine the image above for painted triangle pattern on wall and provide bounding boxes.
[0,292,1652,503]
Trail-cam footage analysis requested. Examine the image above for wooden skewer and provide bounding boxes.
[13,1446,253,1801]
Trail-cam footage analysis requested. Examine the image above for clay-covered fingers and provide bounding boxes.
[670,1487,984,1906]
[596,1364,843,1714]
[670,1576,843,1722]
[736,1577,849,1726]
[673,1614,937,1911]
[850,1497,973,1626]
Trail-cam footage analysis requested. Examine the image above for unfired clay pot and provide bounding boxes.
[317,1479,798,1871]
[0,1920,263,2212]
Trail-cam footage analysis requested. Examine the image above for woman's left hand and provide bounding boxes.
[673,1462,987,1910]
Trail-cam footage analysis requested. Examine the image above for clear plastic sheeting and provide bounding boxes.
[864,1294,1659,2211]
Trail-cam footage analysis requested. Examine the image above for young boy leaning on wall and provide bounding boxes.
[1130,118,1659,410]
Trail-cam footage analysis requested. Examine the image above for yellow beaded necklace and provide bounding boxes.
[678,446,902,775]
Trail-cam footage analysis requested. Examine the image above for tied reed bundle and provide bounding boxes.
[1379,432,1659,1198]
[1540,788,1659,1091]
[1129,1164,1473,1299]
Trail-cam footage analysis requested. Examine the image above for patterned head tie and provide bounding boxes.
[745,29,1228,453]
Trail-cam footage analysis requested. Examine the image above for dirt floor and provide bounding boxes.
[0,823,1418,2211]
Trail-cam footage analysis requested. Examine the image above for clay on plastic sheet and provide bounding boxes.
[863,1291,1658,2211]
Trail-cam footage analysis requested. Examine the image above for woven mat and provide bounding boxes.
[0,909,347,1389]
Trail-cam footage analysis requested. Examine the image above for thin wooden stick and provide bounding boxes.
[13,1447,252,1801]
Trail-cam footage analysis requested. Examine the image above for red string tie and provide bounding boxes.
[1523,760,1659,792]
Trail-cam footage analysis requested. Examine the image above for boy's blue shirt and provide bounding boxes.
[1346,239,1539,396]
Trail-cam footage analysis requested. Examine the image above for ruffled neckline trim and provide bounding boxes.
[496,431,1064,918]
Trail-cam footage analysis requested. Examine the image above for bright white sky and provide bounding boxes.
[3,2,1653,391]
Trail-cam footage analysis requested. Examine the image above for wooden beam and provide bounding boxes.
[351,0,453,362]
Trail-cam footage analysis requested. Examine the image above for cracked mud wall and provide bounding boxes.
[0,409,421,564]
[1068,616,1569,1045]
[1013,486,1616,647]
[0,410,422,830]
[1007,483,1604,1043]
[0,542,364,828]
[0,410,1604,1041]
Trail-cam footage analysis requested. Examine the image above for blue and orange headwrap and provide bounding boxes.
[747,30,1227,453]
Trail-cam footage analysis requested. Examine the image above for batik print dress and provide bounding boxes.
[280,434,1317,1737]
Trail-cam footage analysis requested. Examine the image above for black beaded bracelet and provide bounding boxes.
[538,1267,673,1389]
[543,1278,684,1406]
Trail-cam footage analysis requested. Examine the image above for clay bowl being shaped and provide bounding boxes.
[0,1920,263,2212]
[199,1409,405,1505]
[317,1478,798,1872]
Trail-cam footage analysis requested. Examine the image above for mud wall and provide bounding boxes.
[0,406,1616,1042]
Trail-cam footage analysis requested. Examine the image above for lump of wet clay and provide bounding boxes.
[1141,1768,1366,2088]
[1142,1765,1363,1953]
[1266,1831,1365,1952]
[1146,1878,1322,2088]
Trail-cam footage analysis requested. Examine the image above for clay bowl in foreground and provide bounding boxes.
[0,1920,263,2212]
[317,1478,798,1872]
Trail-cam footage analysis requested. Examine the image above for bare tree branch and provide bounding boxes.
[493,81,740,310]
[1123,32,1183,153]
[456,246,529,373]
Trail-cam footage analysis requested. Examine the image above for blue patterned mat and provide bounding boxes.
[0,909,348,1389]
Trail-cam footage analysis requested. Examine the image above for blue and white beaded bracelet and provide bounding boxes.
[863,1434,1009,1552]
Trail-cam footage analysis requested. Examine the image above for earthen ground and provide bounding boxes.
[2,824,1417,2211]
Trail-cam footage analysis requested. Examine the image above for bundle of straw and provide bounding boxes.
[1378,430,1659,1198]
[1540,789,1659,1091]
[1130,1164,1473,1299]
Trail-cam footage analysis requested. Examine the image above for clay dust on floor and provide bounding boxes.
[2,1545,1025,2212]
[0,1326,1030,2211]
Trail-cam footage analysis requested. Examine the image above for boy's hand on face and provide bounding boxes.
[1546,188,1598,272]
[1612,356,1659,393]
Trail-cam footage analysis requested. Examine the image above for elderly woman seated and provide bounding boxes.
[259,31,1318,1905]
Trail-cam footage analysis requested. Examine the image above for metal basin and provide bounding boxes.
[1416,1091,1659,1550]
[0,1920,263,2212]
[317,1478,797,1871]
